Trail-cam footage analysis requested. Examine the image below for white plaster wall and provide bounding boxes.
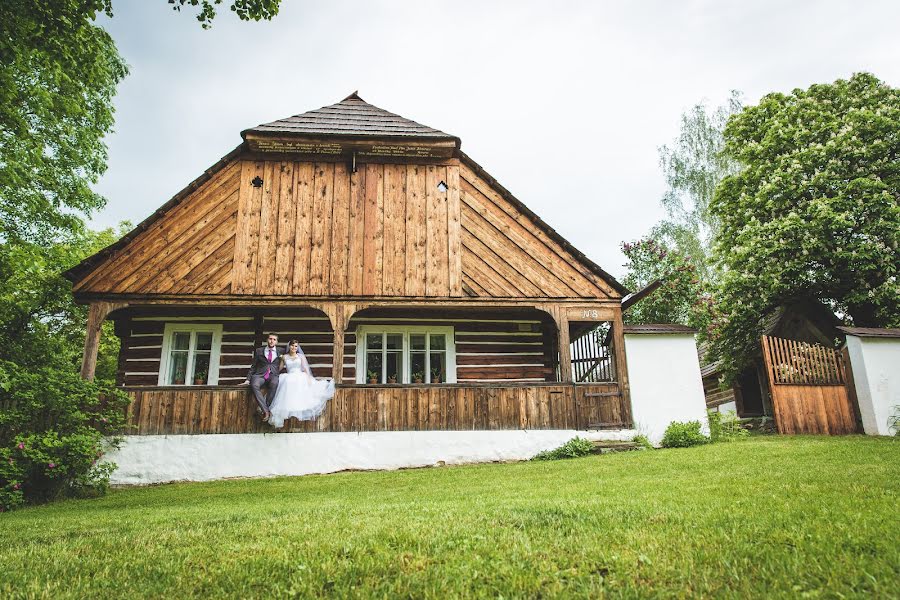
[714,401,737,414]
[624,333,709,445]
[846,336,900,436]
[106,429,636,485]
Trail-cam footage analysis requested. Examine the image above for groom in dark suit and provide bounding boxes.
[243,333,281,421]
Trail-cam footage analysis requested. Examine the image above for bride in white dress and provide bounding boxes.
[267,340,335,428]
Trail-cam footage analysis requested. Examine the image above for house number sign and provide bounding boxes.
[565,307,614,321]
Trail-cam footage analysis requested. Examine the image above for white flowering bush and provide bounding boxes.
[707,73,900,381]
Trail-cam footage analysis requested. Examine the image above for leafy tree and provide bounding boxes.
[1,1,283,245]
[621,238,714,335]
[709,72,900,379]
[1,1,127,245]
[653,92,742,283]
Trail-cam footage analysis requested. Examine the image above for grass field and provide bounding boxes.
[1,436,897,598]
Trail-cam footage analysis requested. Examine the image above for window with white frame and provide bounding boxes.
[158,323,223,386]
[356,326,455,384]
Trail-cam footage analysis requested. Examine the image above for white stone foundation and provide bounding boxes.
[107,429,637,485]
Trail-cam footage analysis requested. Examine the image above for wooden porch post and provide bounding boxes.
[80,301,127,381]
[332,323,345,383]
[610,308,631,420]
[550,306,573,382]
[324,303,355,383]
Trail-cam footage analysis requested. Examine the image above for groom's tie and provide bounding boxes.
[264,348,273,380]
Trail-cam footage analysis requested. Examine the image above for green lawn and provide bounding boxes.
[1,436,897,598]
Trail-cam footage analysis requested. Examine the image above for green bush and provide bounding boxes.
[708,409,750,443]
[631,434,654,450]
[531,437,595,461]
[0,361,129,511]
[661,420,709,448]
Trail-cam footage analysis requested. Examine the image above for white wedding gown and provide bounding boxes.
[268,354,335,427]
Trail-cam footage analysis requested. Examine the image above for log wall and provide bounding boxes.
[124,383,630,435]
[119,309,559,386]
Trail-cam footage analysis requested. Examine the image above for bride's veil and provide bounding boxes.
[286,341,312,375]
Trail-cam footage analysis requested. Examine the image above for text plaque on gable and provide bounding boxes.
[565,307,616,322]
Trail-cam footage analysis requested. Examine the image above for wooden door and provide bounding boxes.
[760,336,859,435]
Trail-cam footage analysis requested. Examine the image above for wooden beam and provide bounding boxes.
[610,307,631,421]
[80,301,128,380]
[549,306,573,382]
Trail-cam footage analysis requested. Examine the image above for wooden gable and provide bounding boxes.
[71,159,242,295]
[67,96,625,301]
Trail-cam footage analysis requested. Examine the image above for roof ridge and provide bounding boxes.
[243,93,457,141]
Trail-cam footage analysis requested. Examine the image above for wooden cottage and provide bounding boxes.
[66,93,634,435]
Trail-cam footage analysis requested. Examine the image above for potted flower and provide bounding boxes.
[367,370,379,385]
[412,371,424,384]
[387,374,398,384]
[193,370,208,385]
[431,368,442,384]
[173,365,186,385]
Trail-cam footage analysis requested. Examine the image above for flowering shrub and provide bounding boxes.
[0,361,129,511]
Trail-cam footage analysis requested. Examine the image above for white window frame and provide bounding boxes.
[355,325,456,384]
[158,323,223,386]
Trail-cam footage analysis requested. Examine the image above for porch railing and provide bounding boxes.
[122,382,631,435]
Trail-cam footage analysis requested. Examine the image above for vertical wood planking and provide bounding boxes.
[425,165,449,296]
[382,165,407,296]
[362,163,384,295]
[446,165,463,297]
[309,163,334,295]
[231,160,265,294]
[292,162,315,294]
[405,165,427,296]
[273,162,296,295]
[329,163,352,295]
[347,167,366,294]
[255,162,279,293]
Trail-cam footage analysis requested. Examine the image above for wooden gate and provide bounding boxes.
[760,335,858,435]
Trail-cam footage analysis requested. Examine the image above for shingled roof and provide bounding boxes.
[243,92,459,144]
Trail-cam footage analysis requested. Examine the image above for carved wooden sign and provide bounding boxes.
[245,135,456,160]
[565,307,616,322]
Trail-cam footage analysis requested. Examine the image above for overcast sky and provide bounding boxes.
[93,0,900,279]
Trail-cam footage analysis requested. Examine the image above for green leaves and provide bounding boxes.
[621,238,714,336]
[709,73,900,380]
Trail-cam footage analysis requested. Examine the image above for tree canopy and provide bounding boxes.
[652,92,742,284]
[708,72,900,379]
[1,1,127,245]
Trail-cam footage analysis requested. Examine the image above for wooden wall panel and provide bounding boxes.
[362,163,384,295]
[291,162,315,295]
[382,164,407,296]
[75,162,241,293]
[122,382,629,435]
[459,164,615,299]
[405,164,428,296]
[78,157,618,300]
[309,163,334,296]
[273,162,297,295]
